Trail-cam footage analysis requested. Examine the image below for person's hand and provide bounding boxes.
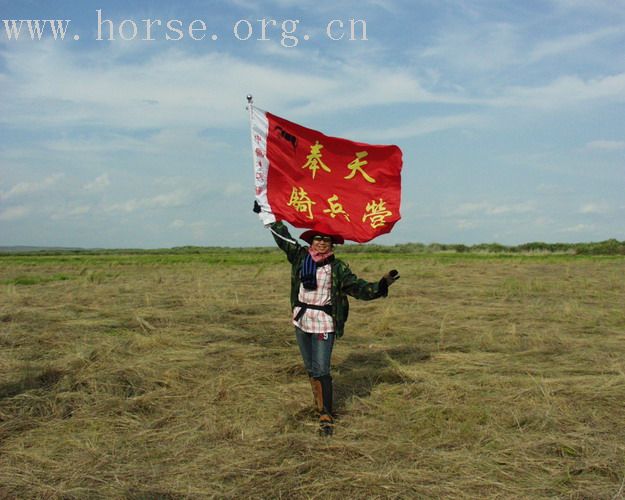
[383,269,400,286]
[253,200,277,225]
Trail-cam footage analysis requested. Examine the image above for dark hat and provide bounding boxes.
[300,230,344,245]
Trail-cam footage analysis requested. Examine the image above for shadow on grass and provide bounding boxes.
[0,367,64,400]
[334,346,430,410]
[125,489,180,500]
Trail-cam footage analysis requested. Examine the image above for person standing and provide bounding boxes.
[265,218,399,436]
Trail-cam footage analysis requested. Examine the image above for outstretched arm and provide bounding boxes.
[338,263,400,300]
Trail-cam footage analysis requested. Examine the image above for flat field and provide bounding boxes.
[1,250,624,499]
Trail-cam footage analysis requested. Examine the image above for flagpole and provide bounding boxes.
[246,94,256,200]
[246,93,255,163]
[247,95,289,238]
[246,94,254,125]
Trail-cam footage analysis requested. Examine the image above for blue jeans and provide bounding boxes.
[295,327,335,378]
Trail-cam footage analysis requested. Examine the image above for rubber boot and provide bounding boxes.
[316,374,334,437]
[309,377,324,413]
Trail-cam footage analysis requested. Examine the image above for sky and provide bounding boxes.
[0,0,624,248]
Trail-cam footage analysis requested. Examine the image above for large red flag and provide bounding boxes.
[250,106,402,243]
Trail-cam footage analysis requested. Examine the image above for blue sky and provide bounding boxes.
[1,0,624,248]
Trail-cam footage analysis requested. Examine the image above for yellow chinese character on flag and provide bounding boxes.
[344,151,376,183]
[301,141,331,179]
[287,186,316,220]
[362,199,392,228]
[323,194,351,222]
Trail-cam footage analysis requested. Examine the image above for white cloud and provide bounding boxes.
[585,139,625,151]
[550,0,625,16]
[559,223,593,233]
[0,42,324,129]
[536,184,574,195]
[416,13,625,111]
[529,26,625,62]
[104,189,191,213]
[456,219,478,230]
[0,174,63,200]
[224,183,246,196]
[28,129,232,171]
[44,135,147,154]
[420,22,519,73]
[148,190,190,208]
[495,73,625,109]
[580,202,610,214]
[0,39,467,134]
[4,25,621,146]
[104,199,141,214]
[452,201,536,217]
[84,174,110,191]
[533,216,552,227]
[364,0,398,13]
[419,8,625,71]
[51,205,91,220]
[344,113,485,141]
[0,205,30,221]
[166,219,212,240]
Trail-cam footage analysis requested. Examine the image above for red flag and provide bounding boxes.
[250,106,402,243]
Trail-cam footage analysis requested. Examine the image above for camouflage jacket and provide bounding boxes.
[270,221,388,338]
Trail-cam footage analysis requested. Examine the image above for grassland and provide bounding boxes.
[1,249,624,499]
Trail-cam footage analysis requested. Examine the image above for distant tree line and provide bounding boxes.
[2,239,624,256]
[340,239,625,255]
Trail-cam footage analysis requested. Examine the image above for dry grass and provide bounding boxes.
[1,251,625,499]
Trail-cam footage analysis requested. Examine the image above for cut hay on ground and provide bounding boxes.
[1,251,624,498]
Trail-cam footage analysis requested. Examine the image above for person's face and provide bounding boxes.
[311,235,333,254]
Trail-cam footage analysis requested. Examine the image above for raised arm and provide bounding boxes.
[254,201,303,264]
[268,221,303,265]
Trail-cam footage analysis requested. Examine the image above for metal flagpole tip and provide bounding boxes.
[246,94,253,104]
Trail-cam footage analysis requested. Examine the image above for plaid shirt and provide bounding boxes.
[292,263,334,333]
[270,222,387,338]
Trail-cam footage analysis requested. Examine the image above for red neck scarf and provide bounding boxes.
[308,247,334,263]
